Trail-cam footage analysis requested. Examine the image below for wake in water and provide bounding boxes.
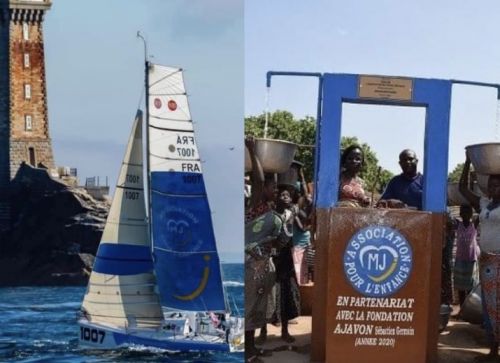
[0,301,81,310]
[0,264,243,362]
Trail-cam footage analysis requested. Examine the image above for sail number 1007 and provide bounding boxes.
[124,191,140,200]
[126,174,140,184]
[80,326,105,344]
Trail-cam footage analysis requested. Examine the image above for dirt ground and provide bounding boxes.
[255,306,493,363]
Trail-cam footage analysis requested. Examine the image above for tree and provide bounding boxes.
[245,111,316,180]
[448,163,464,182]
[245,111,393,192]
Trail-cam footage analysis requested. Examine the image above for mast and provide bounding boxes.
[137,31,153,250]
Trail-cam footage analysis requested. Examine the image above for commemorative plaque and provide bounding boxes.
[315,208,442,363]
[358,76,413,101]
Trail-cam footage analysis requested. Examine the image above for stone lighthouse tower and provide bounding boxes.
[0,0,54,229]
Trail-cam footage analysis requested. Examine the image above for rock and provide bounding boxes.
[0,164,109,286]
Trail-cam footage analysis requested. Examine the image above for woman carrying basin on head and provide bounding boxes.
[459,154,500,363]
[244,136,279,363]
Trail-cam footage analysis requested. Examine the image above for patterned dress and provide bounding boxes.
[244,203,280,331]
[441,221,454,305]
[453,220,479,291]
[292,206,311,285]
[478,197,500,342]
[245,200,272,224]
[272,208,301,322]
[338,174,368,208]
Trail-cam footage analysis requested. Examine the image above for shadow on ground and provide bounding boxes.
[254,314,495,363]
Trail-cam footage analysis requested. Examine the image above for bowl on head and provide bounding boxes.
[466,143,500,174]
[253,138,298,173]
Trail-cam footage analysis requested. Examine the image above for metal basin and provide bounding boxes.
[254,138,297,173]
[466,143,500,174]
[447,182,469,206]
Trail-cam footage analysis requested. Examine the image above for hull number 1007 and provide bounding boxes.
[80,326,105,344]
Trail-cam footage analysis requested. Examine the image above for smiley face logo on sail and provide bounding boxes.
[174,254,211,301]
[343,225,413,297]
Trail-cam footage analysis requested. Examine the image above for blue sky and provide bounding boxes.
[44,0,243,262]
[245,0,500,175]
[42,1,500,261]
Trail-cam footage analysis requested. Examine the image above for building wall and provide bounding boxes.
[9,9,54,178]
[0,2,53,230]
[0,11,10,193]
[0,9,11,229]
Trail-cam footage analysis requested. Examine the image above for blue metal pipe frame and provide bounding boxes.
[317,74,453,212]
[266,71,323,205]
[265,72,500,212]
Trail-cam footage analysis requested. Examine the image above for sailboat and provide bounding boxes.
[77,62,244,352]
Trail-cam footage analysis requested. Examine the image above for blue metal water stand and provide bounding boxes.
[316,73,453,212]
[264,72,500,212]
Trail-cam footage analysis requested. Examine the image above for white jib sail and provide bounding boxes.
[81,111,163,329]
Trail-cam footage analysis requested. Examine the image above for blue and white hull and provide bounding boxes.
[78,319,231,352]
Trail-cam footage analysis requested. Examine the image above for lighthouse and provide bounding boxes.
[0,0,54,229]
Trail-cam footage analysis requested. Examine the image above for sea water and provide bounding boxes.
[0,263,244,362]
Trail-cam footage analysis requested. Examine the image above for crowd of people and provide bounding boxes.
[244,137,313,363]
[245,137,500,363]
[459,154,500,363]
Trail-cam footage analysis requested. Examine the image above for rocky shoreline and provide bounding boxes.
[0,164,108,286]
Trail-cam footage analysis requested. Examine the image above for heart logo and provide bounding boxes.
[343,225,412,297]
[359,245,398,282]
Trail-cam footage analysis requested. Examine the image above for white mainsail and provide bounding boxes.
[81,111,163,329]
[147,63,226,311]
[148,64,200,173]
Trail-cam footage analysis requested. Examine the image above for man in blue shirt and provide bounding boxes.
[377,149,423,210]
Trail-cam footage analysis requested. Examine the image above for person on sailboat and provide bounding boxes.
[209,311,222,329]
[244,136,278,362]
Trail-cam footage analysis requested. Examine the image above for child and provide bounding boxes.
[453,204,480,309]
[292,192,313,285]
